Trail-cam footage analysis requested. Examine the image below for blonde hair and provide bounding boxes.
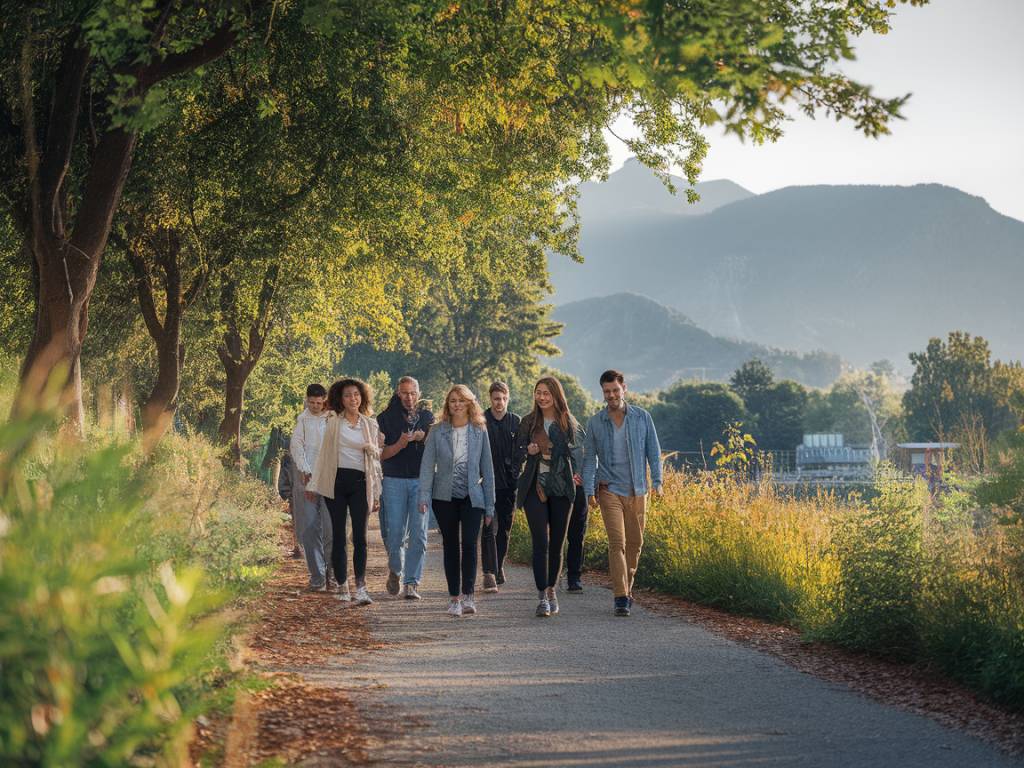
[440,384,486,429]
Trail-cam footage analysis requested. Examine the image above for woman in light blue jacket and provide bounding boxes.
[419,384,496,617]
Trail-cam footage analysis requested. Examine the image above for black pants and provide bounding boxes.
[481,487,516,575]
[324,468,369,585]
[523,488,572,591]
[566,485,589,584]
[433,496,484,596]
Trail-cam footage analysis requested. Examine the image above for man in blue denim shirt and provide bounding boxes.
[583,369,662,616]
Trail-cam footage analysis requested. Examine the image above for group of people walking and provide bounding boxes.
[279,370,662,618]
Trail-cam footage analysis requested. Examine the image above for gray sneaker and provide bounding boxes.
[546,587,559,615]
[535,591,551,618]
[354,585,373,605]
[336,583,351,602]
[386,570,401,596]
[403,583,421,600]
[462,594,477,615]
[482,573,498,593]
[304,582,327,593]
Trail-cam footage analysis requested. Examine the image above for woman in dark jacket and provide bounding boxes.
[515,376,585,618]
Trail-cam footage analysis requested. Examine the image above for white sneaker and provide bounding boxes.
[546,587,559,615]
[461,594,476,615]
[447,598,463,618]
[336,583,351,602]
[355,585,373,605]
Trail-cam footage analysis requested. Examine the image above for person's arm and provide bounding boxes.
[570,423,585,475]
[582,417,598,498]
[418,428,437,512]
[377,414,407,460]
[646,410,663,492]
[290,419,310,478]
[480,429,496,517]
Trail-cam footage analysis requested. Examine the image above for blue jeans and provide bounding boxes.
[381,476,428,585]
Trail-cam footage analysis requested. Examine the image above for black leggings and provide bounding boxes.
[481,487,516,575]
[566,485,589,583]
[523,488,572,591]
[433,496,483,596]
[324,468,369,585]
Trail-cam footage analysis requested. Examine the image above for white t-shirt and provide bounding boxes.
[451,425,469,497]
[338,419,365,471]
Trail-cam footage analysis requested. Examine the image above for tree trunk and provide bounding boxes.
[13,22,235,432]
[218,364,248,467]
[215,264,278,468]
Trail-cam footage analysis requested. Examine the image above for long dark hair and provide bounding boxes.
[327,378,373,416]
[527,376,577,439]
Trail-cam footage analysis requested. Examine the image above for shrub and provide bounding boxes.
[0,412,281,765]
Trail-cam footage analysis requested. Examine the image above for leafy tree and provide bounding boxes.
[755,380,809,451]
[730,359,774,402]
[903,332,1022,449]
[651,381,746,460]
[2,0,929,433]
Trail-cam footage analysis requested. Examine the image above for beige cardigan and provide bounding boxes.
[309,411,382,510]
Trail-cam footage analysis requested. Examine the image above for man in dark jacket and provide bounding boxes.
[481,381,521,591]
[377,376,435,599]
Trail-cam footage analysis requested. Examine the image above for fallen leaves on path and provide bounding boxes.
[197,526,388,766]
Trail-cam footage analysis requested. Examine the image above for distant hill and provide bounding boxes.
[578,157,753,219]
[545,293,842,395]
[552,162,1024,368]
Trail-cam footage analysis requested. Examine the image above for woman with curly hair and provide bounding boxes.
[310,378,383,606]
[418,384,495,617]
[514,376,585,618]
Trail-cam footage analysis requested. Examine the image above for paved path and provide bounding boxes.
[328,531,1021,767]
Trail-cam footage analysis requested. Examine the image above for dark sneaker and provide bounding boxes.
[386,570,401,596]
[567,581,583,593]
[496,567,506,586]
[614,596,630,617]
[482,573,499,593]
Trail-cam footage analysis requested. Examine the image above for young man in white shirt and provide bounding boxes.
[289,383,332,591]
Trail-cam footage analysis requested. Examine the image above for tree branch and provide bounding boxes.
[117,230,165,341]
[138,22,237,89]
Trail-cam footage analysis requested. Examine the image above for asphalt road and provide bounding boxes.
[327,531,1021,768]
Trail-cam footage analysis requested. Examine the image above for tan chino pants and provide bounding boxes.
[599,488,647,598]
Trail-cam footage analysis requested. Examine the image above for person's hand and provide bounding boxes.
[411,429,426,442]
[302,471,311,486]
[305,490,317,502]
[419,503,428,514]
[527,442,540,456]
[573,473,582,487]
[373,500,380,513]
[652,486,663,498]
[484,514,493,526]
[588,495,599,509]
[397,431,412,448]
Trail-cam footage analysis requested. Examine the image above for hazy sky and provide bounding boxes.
[606,0,1024,222]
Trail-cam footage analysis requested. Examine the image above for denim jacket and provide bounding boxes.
[418,421,496,515]
[582,404,662,498]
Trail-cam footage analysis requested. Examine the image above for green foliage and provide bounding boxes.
[0,410,280,765]
[650,381,746,456]
[903,332,1023,450]
[818,471,927,658]
[710,422,757,473]
[976,429,1024,525]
